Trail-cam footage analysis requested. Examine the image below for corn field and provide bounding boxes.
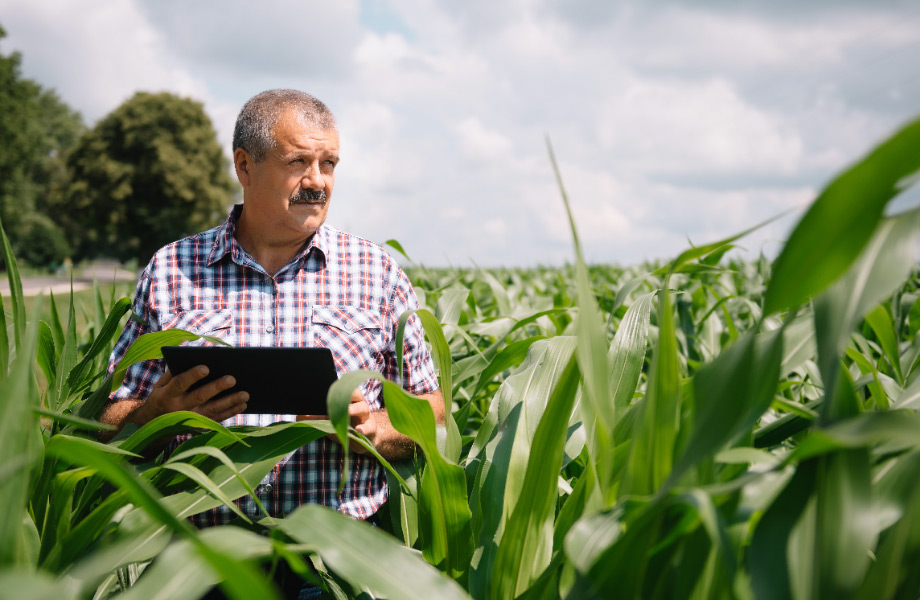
[1,117,920,600]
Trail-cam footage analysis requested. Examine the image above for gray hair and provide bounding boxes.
[232,89,336,162]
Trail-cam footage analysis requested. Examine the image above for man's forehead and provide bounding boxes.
[272,112,339,151]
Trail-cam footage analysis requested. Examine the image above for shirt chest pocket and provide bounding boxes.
[161,309,233,346]
[312,305,385,374]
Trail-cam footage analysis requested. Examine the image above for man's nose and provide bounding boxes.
[301,162,325,189]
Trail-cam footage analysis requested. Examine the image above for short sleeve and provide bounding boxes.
[107,267,165,401]
[383,266,439,396]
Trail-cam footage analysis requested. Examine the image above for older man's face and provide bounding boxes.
[240,109,339,242]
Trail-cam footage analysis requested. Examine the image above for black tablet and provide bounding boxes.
[161,346,338,415]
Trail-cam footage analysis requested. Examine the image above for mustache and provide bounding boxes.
[289,188,327,206]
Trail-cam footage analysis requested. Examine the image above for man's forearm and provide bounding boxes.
[98,398,175,455]
[371,389,446,461]
[98,399,146,442]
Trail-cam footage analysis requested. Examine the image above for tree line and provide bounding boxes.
[0,24,235,270]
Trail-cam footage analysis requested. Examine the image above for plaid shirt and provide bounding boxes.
[108,205,438,523]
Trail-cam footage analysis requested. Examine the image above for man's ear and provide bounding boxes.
[234,148,252,187]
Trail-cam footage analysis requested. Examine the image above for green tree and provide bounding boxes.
[56,91,236,264]
[0,24,82,267]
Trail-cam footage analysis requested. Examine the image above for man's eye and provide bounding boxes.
[290,158,304,165]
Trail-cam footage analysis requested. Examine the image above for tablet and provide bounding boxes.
[161,345,338,415]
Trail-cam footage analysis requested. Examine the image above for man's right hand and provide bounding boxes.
[134,366,250,425]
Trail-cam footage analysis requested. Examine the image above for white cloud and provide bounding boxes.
[597,77,804,175]
[2,0,918,268]
[0,0,208,122]
[455,118,514,161]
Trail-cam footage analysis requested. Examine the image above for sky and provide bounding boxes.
[2,0,919,268]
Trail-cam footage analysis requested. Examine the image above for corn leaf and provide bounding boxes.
[278,504,470,600]
[765,116,920,315]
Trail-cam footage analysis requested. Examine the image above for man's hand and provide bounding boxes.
[137,366,249,424]
[297,389,374,453]
[99,366,249,443]
[298,388,445,461]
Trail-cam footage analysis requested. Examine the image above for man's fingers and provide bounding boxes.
[186,375,238,407]
[153,369,173,389]
[196,391,249,421]
[167,365,210,394]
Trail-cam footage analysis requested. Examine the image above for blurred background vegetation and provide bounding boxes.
[0,24,235,271]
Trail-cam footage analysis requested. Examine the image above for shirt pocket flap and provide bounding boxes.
[312,305,383,334]
[162,309,232,336]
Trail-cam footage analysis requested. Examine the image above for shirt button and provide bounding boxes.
[264,484,273,492]
[266,324,274,333]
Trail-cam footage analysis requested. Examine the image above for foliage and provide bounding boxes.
[52,91,235,264]
[1,116,920,599]
[0,24,83,268]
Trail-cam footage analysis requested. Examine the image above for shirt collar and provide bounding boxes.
[207,204,329,268]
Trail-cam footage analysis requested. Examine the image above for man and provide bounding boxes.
[100,89,444,525]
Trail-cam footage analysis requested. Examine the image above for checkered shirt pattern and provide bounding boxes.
[107,205,439,523]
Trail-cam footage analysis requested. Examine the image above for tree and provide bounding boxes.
[55,91,236,264]
[0,24,82,267]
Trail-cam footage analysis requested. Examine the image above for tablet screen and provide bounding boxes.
[161,346,338,415]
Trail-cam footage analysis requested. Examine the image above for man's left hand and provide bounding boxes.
[298,388,444,461]
[297,389,374,453]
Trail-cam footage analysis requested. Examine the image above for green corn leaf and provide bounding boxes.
[812,448,876,598]
[51,279,80,414]
[0,279,8,381]
[397,308,462,462]
[167,445,272,518]
[749,460,818,600]
[277,504,470,600]
[864,303,903,384]
[48,291,65,356]
[0,571,78,600]
[609,291,654,418]
[38,466,94,568]
[547,136,617,503]
[786,411,920,464]
[765,116,920,315]
[472,335,547,397]
[676,490,736,587]
[854,451,920,599]
[622,280,681,497]
[160,462,252,523]
[491,355,579,600]
[567,499,667,597]
[813,210,919,421]
[36,321,57,391]
[468,337,577,597]
[385,238,413,263]
[44,435,196,538]
[0,297,42,566]
[111,328,231,388]
[114,410,245,455]
[0,216,25,351]
[32,408,115,432]
[328,370,473,577]
[157,422,325,520]
[667,326,783,489]
[63,297,130,393]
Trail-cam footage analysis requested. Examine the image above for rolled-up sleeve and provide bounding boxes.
[107,268,165,401]
[384,266,439,396]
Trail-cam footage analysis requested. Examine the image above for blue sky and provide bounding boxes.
[2,0,919,267]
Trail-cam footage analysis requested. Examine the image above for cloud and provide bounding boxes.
[0,0,208,122]
[1,0,918,268]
